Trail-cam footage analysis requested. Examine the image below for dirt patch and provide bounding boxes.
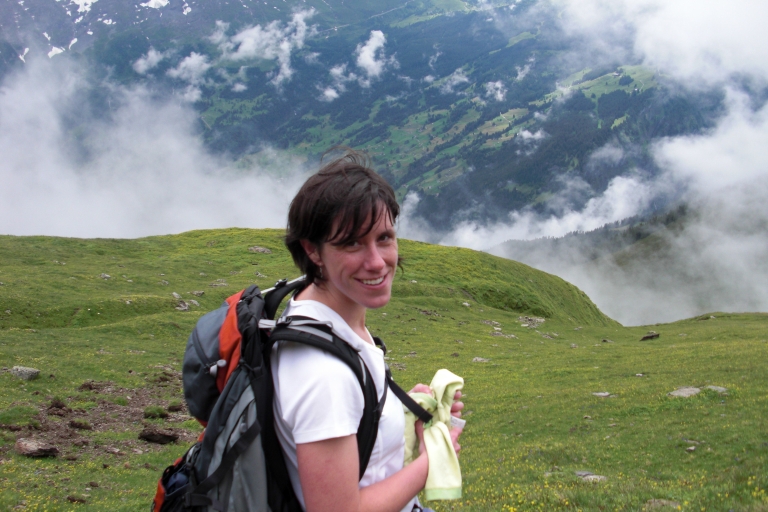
[4,379,197,460]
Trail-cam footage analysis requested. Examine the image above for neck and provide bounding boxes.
[295,283,371,342]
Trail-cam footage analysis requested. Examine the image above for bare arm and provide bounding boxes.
[297,435,429,512]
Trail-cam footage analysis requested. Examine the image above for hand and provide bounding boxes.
[450,390,464,418]
[409,383,432,395]
[415,420,462,456]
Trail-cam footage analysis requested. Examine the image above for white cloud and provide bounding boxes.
[484,80,506,101]
[355,30,398,86]
[0,60,305,238]
[217,9,317,86]
[140,0,169,8]
[70,0,98,14]
[232,83,247,92]
[439,68,470,94]
[320,87,339,102]
[133,47,166,75]
[423,75,435,83]
[552,0,768,87]
[167,52,211,84]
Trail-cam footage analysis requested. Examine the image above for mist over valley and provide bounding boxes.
[2,0,767,325]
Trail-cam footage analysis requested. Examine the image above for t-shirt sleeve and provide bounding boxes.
[274,342,364,445]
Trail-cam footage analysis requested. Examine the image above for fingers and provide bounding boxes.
[450,400,464,417]
[415,421,426,456]
[409,383,431,395]
[450,427,462,454]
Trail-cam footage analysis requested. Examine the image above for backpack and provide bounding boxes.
[152,276,432,512]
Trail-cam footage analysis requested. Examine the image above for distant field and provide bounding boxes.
[1,230,765,511]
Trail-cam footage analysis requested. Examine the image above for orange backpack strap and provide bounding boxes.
[215,290,245,392]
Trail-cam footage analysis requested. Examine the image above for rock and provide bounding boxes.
[645,499,681,509]
[462,302,470,307]
[69,419,91,430]
[15,439,59,457]
[99,273,110,279]
[210,281,228,287]
[574,470,593,477]
[66,496,87,504]
[248,246,272,254]
[640,331,660,341]
[172,292,181,299]
[167,403,185,412]
[592,392,611,398]
[139,427,179,445]
[570,344,578,348]
[11,366,40,381]
[175,301,189,311]
[410,280,417,284]
[602,338,614,343]
[104,447,121,455]
[190,290,205,297]
[188,299,200,307]
[518,316,545,328]
[160,280,169,286]
[582,474,607,482]
[686,446,696,452]
[254,271,267,278]
[472,357,490,363]
[636,373,645,377]
[705,385,728,393]
[451,352,460,357]
[668,387,700,398]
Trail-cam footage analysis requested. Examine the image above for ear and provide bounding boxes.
[300,239,323,267]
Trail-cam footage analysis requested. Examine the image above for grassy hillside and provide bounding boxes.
[1,230,766,511]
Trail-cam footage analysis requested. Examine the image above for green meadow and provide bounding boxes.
[0,230,766,511]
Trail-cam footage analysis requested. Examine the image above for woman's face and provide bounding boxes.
[308,208,398,312]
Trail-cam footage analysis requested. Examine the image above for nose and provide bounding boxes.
[363,241,386,271]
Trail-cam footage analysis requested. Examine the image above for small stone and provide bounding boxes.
[462,302,470,307]
[592,392,610,398]
[640,331,660,341]
[190,291,204,297]
[583,415,591,420]
[139,427,179,445]
[132,448,143,454]
[451,352,459,357]
[410,280,418,284]
[66,496,87,504]
[602,338,614,343]
[88,482,99,488]
[582,474,607,482]
[570,344,578,348]
[668,387,701,398]
[175,301,189,311]
[99,273,110,279]
[104,447,121,455]
[636,373,645,377]
[574,470,593,477]
[472,357,490,363]
[705,385,728,393]
[160,280,169,286]
[172,292,181,299]
[188,299,200,307]
[15,439,59,457]
[248,246,272,254]
[11,366,40,381]
[686,446,696,452]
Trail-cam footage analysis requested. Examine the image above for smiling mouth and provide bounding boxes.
[360,276,385,286]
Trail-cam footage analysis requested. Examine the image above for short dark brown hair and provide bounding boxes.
[285,149,399,284]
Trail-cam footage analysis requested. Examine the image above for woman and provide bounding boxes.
[272,150,463,512]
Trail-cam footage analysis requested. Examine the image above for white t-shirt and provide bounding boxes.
[271,298,417,512]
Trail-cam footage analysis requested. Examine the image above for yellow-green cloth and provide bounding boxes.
[403,369,464,501]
